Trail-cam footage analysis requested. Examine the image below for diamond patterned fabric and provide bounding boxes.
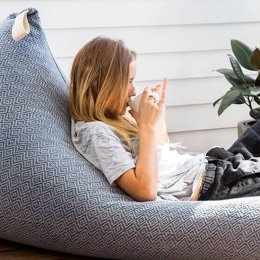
[0,8,260,260]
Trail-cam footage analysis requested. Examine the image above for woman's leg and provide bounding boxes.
[199,120,260,200]
[199,159,260,200]
[190,170,205,201]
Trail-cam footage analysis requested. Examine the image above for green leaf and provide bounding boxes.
[217,68,254,88]
[250,107,260,119]
[217,68,238,78]
[244,74,256,85]
[231,39,256,71]
[213,96,223,107]
[254,96,260,105]
[251,48,260,70]
[224,75,247,89]
[242,86,260,96]
[228,54,246,83]
[218,89,242,116]
[250,86,260,95]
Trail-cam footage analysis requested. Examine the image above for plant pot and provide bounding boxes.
[237,120,256,137]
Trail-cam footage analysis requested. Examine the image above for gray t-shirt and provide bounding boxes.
[71,120,136,185]
[71,119,207,201]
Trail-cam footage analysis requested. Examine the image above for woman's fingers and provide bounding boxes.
[159,77,167,106]
[151,84,161,93]
[141,87,151,102]
[163,77,168,88]
[151,78,167,97]
[129,109,138,119]
[141,78,167,107]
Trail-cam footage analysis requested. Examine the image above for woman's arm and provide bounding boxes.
[115,78,168,202]
[115,126,158,202]
[151,82,169,145]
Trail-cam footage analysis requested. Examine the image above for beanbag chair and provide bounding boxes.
[1,8,260,260]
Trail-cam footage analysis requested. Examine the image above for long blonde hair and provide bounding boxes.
[70,37,138,146]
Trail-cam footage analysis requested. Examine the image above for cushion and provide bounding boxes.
[1,8,260,260]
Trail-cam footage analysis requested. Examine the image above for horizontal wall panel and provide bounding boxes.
[168,127,238,153]
[1,0,260,28]
[135,77,231,106]
[165,103,251,132]
[45,22,260,57]
[1,0,258,153]
[56,50,256,81]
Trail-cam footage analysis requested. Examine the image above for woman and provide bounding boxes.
[70,36,260,202]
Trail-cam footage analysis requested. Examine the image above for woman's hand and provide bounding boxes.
[151,78,169,144]
[129,78,169,144]
[115,78,168,202]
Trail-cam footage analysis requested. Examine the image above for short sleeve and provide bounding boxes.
[72,120,136,185]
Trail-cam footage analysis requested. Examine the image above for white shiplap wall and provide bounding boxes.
[1,0,260,152]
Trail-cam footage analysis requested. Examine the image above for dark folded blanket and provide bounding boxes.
[200,120,260,200]
[209,119,260,158]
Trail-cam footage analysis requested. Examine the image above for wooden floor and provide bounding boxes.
[0,239,104,260]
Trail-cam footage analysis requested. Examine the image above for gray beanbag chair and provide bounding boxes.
[1,8,260,260]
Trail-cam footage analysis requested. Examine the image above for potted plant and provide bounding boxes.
[214,39,260,136]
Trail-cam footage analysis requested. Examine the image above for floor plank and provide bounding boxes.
[0,239,24,252]
[0,239,104,260]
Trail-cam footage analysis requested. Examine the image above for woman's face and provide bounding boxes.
[121,61,136,115]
